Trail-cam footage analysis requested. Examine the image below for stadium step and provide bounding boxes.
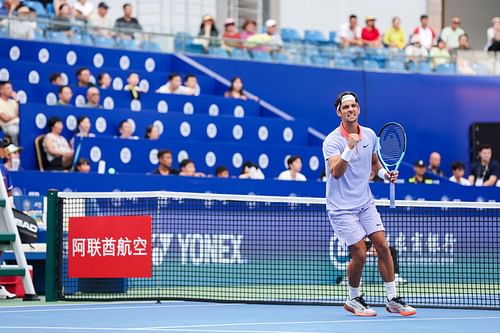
[0,266,26,277]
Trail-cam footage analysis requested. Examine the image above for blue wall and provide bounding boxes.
[191,56,500,176]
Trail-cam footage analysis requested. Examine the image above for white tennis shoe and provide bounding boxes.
[0,286,16,299]
[344,295,377,316]
[386,296,416,316]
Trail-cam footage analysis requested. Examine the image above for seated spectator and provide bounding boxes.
[361,16,381,48]
[468,144,499,186]
[124,72,143,100]
[239,19,256,40]
[114,3,142,39]
[405,34,428,63]
[0,81,19,145]
[224,77,248,100]
[144,124,160,140]
[338,14,363,47]
[151,149,177,175]
[449,161,470,186]
[222,18,240,50]
[76,67,95,87]
[184,74,200,96]
[178,158,205,177]
[412,15,436,50]
[383,17,406,49]
[0,6,35,40]
[50,3,73,36]
[117,119,139,140]
[239,161,265,179]
[486,17,500,51]
[53,0,69,16]
[440,16,465,50]
[4,143,22,171]
[0,0,22,17]
[430,39,451,68]
[70,115,95,147]
[89,1,113,38]
[75,157,90,173]
[156,73,193,95]
[428,152,445,177]
[50,72,64,85]
[57,85,73,106]
[196,14,219,51]
[215,165,229,178]
[97,72,111,89]
[43,116,74,170]
[73,0,94,22]
[456,33,470,51]
[84,87,102,108]
[407,160,433,184]
[278,155,307,181]
[247,19,283,52]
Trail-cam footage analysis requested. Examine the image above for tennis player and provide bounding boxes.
[322,91,416,317]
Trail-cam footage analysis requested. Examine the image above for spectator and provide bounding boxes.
[0,0,20,17]
[117,119,138,140]
[247,19,283,52]
[53,0,69,16]
[197,14,219,51]
[76,67,94,87]
[144,125,160,140]
[405,34,428,63]
[70,115,95,147]
[114,3,142,39]
[57,85,73,106]
[239,161,265,179]
[42,116,74,170]
[89,2,113,38]
[124,72,143,100]
[239,19,256,40]
[412,14,436,50]
[50,72,64,85]
[97,72,111,89]
[222,18,240,51]
[50,3,73,36]
[184,74,200,96]
[0,81,19,145]
[278,155,307,181]
[383,17,406,49]
[449,161,470,186]
[338,14,363,47]
[430,39,451,68]
[84,87,102,108]
[151,149,177,175]
[407,160,433,184]
[156,73,193,95]
[4,143,22,171]
[428,152,445,177]
[468,144,499,186]
[440,16,465,50]
[361,16,381,48]
[224,77,248,100]
[73,0,94,22]
[215,165,229,178]
[486,17,500,51]
[0,6,35,40]
[455,33,470,51]
[178,158,205,177]
[75,157,90,173]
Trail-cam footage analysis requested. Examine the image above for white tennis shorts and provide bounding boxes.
[327,202,385,247]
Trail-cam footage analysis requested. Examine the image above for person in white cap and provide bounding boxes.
[486,17,500,51]
[222,18,241,51]
[247,18,283,52]
[265,18,283,48]
[322,91,416,317]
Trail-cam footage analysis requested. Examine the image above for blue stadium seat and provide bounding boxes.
[47,31,70,44]
[386,60,406,72]
[436,63,457,74]
[418,61,433,73]
[208,47,229,58]
[185,43,205,54]
[274,53,289,63]
[334,58,355,68]
[311,55,329,66]
[174,32,193,51]
[34,30,45,41]
[230,48,251,59]
[252,51,273,62]
[71,33,94,46]
[0,27,8,38]
[141,41,162,52]
[281,28,302,43]
[94,35,115,48]
[329,31,337,44]
[304,30,327,44]
[23,1,47,16]
[118,39,138,50]
[363,59,380,70]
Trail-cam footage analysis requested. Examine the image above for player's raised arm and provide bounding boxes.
[329,133,360,179]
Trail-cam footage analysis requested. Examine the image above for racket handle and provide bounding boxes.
[389,182,396,208]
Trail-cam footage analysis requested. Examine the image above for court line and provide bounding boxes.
[0,303,231,314]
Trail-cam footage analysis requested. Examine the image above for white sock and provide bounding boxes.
[348,285,360,300]
[384,280,397,300]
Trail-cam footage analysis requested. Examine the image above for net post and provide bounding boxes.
[45,189,59,302]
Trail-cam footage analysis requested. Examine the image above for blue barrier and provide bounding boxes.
[20,106,309,169]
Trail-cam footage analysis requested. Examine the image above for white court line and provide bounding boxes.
[0,303,231,314]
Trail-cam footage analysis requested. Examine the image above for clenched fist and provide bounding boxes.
[347,133,360,150]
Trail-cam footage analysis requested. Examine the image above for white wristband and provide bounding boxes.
[341,146,354,162]
[378,168,388,180]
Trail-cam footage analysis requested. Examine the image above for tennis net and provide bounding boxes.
[47,191,500,309]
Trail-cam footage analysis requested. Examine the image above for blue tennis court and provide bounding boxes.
[1,301,499,333]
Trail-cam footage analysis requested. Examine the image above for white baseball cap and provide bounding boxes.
[265,19,277,28]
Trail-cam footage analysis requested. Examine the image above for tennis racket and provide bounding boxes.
[71,136,83,172]
[377,122,407,208]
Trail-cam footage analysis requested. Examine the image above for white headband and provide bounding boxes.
[337,94,356,111]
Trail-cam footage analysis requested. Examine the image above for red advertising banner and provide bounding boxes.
[68,215,152,278]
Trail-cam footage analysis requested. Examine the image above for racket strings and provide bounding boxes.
[379,126,406,165]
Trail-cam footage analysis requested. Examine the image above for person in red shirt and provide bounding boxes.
[222,18,241,50]
[361,16,381,48]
